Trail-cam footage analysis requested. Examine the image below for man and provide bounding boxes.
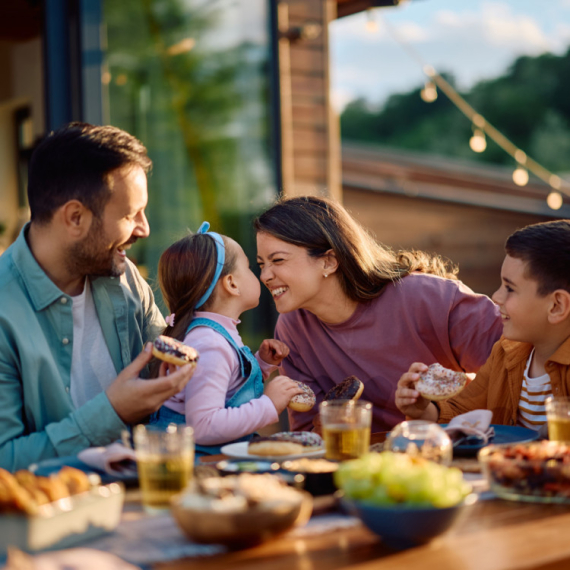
[0,122,194,471]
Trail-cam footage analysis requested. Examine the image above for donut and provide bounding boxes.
[415,363,467,401]
[152,335,199,367]
[288,381,316,412]
[248,431,323,457]
[323,375,364,401]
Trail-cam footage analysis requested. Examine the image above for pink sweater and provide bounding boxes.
[275,273,503,433]
[165,312,279,445]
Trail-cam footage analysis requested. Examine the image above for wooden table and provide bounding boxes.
[155,499,570,570]
[154,433,570,570]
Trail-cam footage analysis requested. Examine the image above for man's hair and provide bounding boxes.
[505,220,570,296]
[28,122,152,224]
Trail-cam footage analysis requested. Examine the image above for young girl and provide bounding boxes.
[150,222,303,457]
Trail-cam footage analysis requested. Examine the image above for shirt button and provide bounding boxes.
[60,297,68,304]
[65,387,70,393]
[62,338,69,345]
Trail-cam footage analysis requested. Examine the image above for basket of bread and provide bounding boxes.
[0,466,124,554]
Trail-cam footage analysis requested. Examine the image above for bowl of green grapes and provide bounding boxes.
[335,452,476,549]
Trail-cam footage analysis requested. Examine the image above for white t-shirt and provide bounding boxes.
[517,350,552,431]
[69,280,117,408]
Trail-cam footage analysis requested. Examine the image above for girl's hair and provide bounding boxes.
[158,232,237,342]
[253,195,458,302]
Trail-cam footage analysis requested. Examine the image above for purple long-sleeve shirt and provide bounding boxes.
[275,273,502,433]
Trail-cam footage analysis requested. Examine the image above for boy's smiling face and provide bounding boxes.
[492,255,551,344]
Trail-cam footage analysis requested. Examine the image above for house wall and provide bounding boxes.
[344,187,551,297]
[277,0,341,199]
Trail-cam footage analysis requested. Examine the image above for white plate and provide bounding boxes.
[220,441,325,461]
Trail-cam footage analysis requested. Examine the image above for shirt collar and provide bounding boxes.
[11,223,69,311]
[502,336,533,369]
[548,336,570,366]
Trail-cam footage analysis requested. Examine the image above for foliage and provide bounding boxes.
[340,49,570,172]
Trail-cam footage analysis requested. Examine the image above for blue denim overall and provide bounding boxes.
[149,318,264,459]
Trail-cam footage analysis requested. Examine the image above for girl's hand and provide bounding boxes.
[264,375,303,414]
[259,339,290,366]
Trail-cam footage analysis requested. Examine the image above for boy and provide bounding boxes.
[395,220,570,430]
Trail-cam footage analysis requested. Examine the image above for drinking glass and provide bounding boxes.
[384,420,452,466]
[133,423,194,513]
[546,396,570,442]
[319,400,372,460]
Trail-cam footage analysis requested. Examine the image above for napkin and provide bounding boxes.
[444,410,495,445]
[77,443,138,477]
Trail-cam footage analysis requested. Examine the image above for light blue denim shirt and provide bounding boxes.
[0,225,165,471]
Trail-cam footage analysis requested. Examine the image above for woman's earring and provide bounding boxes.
[324,273,328,278]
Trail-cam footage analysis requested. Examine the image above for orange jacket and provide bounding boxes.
[437,336,570,425]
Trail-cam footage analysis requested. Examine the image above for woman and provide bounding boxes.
[254,195,502,433]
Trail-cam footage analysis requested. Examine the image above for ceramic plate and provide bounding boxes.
[444,424,539,457]
[220,441,325,461]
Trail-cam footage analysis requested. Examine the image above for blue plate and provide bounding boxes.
[442,424,539,457]
[29,455,138,485]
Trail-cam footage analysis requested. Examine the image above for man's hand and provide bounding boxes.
[259,339,290,366]
[395,362,438,421]
[106,343,195,424]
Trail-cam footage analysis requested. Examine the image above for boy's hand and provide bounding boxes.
[395,362,433,419]
[264,375,303,415]
[259,339,290,366]
[106,343,195,424]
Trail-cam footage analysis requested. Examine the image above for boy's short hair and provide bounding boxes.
[28,122,152,224]
[505,220,570,296]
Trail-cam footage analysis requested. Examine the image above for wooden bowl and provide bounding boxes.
[171,485,312,547]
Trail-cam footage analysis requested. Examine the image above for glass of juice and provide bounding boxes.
[384,420,452,465]
[546,396,570,442]
[319,400,372,461]
[133,423,194,513]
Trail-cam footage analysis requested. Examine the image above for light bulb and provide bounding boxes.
[365,10,378,33]
[469,129,486,153]
[366,19,378,33]
[512,167,529,186]
[420,82,437,103]
[547,191,563,210]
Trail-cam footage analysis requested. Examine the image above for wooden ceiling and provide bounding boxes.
[336,0,406,19]
[0,0,42,42]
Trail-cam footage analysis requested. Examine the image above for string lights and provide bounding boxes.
[375,13,568,211]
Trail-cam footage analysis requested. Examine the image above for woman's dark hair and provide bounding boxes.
[28,122,152,224]
[254,195,458,302]
[505,220,570,296]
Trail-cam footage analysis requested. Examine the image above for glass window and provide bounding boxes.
[101,0,278,342]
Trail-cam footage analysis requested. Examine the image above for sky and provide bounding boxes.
[330,0,570,112]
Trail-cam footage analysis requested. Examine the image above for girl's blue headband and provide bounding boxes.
[195,221,225,309]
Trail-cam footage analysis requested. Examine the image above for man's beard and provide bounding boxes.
[66,217,133,278]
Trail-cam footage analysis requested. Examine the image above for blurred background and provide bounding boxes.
[0,0,569,343]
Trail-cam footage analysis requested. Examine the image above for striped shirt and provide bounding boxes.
[517,351,552,431]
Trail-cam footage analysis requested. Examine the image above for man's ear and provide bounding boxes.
[56,200,93,238]
[322,249,339,276]
[220,274,240,297]
[548,290,570,324]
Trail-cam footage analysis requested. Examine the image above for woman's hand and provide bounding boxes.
[264,375,303,414]
[395,362,438,421]
[259,339,290,366]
